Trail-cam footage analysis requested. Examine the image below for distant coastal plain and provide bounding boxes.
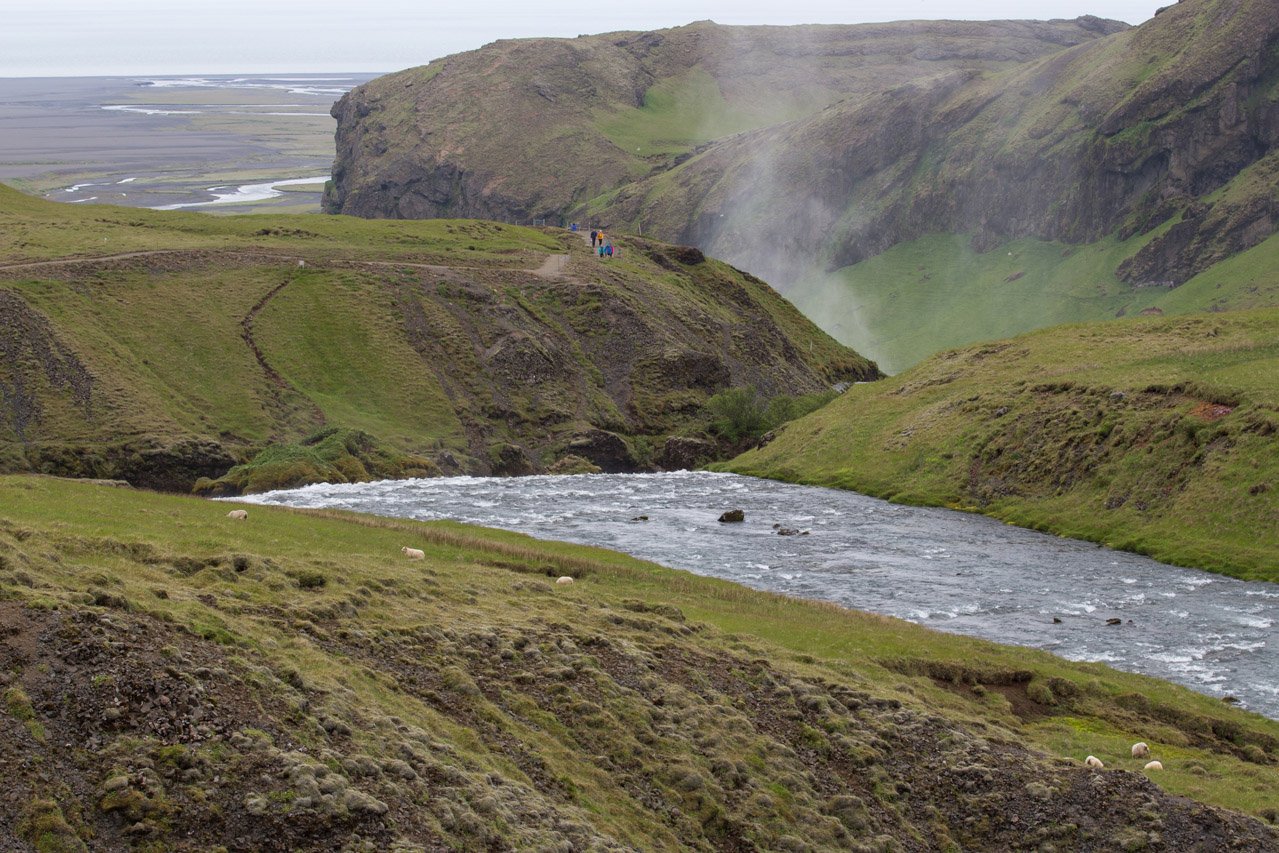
[0,73,377,213]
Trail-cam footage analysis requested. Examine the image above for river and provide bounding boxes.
[235,471,1279,718]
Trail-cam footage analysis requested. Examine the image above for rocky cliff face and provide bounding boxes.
[325,17,1126,223]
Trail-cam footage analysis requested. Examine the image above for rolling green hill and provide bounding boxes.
[2,475,1278,849]
[0,185,873,491]
[721,307,1279,582]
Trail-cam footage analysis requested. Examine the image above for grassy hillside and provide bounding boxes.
[587,0,1279,371]
[2,475,1279,850]
[721,308,1279,582]
[326,18,1124,221]
[0,185,873,491]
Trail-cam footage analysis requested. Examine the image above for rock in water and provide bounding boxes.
[718,509,745,523]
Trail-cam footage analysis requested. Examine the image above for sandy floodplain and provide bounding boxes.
[0,73,378,212]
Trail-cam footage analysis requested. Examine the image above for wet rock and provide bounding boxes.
[718,509,745,523]
[563,429,635,473]
[488,443,534,477]
[656,436,718,471]
[1106,618,1123,625]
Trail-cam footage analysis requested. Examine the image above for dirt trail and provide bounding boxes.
[0,249,572,277]
[530,253,570,277]
[0,250,187,271]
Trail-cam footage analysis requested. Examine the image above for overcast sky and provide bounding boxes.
[3,0,1168,77]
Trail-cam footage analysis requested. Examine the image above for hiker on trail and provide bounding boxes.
[605,243,614,259]
[598,243,605,258]
[590,229,598,247]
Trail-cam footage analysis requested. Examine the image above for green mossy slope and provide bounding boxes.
[0,186,874,491]
[722,308,1279,581]
[1,475,1278,850]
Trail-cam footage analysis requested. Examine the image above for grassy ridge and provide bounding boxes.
[721,307,1279,581]
[1,475,1278,849]
[1,185,873,490]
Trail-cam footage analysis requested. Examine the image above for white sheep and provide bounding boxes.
[401,546,425,560]
[1144,760,1163,771]
[1131,742,1150,758]
[1085,755,1104,769]
[555,576,574,586]
[226,509,248,520]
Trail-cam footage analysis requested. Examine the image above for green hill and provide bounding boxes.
[325,0,1279,372]
[2,475,1278,850]
[721,307,1279,582]
[324,18,1122,222]
[594,0,1279,370]
[0,185,873,491]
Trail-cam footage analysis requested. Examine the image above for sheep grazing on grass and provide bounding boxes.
[556,576,575,586]
[226,509,248,520]
[1131,742,1150,758]
[1144,760,1164,771]
[1085,755,1104,769]
[401,546,425,560]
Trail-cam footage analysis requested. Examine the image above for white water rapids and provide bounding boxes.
[235,471,1279,718]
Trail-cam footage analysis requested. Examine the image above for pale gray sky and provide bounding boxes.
[3,0,1167,77]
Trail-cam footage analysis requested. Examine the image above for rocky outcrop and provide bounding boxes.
[656,436,718,470]
[25,437,237,493]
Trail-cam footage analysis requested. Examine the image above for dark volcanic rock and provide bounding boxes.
[562,429,635,473]
[27,437,236,493]
[488,443,534,476]
[656,436,718,470]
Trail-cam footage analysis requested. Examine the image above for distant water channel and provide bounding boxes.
[237,472,1279,718]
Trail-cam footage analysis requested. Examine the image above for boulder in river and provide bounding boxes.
[718,509,745,523]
